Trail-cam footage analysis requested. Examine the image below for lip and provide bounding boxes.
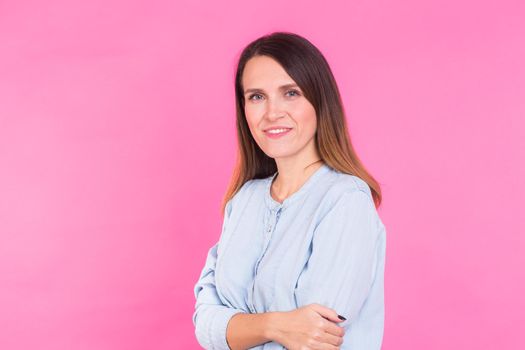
[264,127,293,139]
[263,126,293,131]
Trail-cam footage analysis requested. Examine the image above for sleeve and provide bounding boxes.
[293,189,381,326]
[192,200,247,350]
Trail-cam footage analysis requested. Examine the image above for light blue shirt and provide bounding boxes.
[193,163,387,349]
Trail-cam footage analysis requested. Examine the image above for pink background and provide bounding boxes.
[0,0,524,349]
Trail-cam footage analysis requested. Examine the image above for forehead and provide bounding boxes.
[242,56,295,89]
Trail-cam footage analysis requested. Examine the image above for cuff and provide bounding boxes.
[211,307,246,350]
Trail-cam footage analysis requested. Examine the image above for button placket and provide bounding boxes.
[249,206,282,313]
[256,209,276,273]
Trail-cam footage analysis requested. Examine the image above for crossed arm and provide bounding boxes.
[193,190,380,349]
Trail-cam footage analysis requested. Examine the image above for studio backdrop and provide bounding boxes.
[0,0,523,349]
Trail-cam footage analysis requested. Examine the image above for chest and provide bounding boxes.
[216,202,318,312]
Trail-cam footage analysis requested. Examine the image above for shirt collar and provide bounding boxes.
[264,163,331,211]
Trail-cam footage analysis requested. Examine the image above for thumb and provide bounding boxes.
[311,303,347,323]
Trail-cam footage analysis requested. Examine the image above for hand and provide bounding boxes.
[270,303,346,350]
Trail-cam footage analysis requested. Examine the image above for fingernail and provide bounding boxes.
[338,314,346,321]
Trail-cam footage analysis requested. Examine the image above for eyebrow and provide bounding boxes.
[244,83,300,95]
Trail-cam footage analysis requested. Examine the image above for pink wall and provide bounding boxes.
[0,1,523,349]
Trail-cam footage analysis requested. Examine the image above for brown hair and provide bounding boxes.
[221,31,382,216]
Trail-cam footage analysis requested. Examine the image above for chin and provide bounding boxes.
[264,149,298,159]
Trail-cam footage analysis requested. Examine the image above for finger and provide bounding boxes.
[310,303,345,323]
[324,321,345,338]
[322,331,344,347]
[319,341,341,350]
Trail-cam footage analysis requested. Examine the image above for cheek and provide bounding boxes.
[244,108,261,135]
[294,105,317,133]
[244,113,254,129]
[244,103,259,121]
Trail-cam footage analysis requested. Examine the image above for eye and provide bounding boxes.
[248,93,263,101]
[247,90,300,101]
[286,89,301,97]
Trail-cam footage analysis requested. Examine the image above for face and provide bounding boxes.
[242,55,318,162]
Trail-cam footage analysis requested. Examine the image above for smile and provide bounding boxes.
[264,128,292,139]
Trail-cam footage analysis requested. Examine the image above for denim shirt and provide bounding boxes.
[192,163,387,349]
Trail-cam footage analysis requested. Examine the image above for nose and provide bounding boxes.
[266,98,286,120]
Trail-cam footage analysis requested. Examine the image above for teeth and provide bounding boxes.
[267,128,290,134]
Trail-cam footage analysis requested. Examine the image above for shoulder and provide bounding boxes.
[312,179,381,244]
[329,172,373,199]
[225,177,267,216]
[322,171,374,207]
[315,171,378,224]
[235,177,267,201]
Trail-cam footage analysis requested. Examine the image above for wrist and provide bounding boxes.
[263,311,285,343]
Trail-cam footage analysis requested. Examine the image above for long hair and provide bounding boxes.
[221,31,382,216]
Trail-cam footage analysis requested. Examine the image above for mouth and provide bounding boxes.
[264,127,293,139]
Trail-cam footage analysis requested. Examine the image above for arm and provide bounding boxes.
[193,240,281,350]
[193,240,246,350]
[193,199,278,349]
[293,189,381,326]
[226,311,282,350]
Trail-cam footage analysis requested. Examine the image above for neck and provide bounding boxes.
[271,158,324,203]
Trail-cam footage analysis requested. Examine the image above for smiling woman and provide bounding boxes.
[242,55,318,157]
[192,31,386,350]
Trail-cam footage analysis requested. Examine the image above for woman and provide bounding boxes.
[193,32,386,350]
